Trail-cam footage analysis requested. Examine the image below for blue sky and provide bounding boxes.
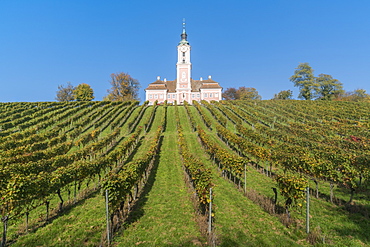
[1,0,370,102]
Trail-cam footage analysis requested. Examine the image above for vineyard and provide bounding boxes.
[1,99,370,246]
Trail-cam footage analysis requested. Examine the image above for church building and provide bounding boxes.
[145,21,222,105]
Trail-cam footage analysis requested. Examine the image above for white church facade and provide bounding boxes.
[145,22,222,105]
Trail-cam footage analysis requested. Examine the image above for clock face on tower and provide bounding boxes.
[180,46,188,52]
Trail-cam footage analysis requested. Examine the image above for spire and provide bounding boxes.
[179,18,189,45]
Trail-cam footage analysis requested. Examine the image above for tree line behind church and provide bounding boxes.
[223,62,370,102]
[55,72,140,102]
[56,63,370,102]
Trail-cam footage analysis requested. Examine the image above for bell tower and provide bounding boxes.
[176,19,192,102]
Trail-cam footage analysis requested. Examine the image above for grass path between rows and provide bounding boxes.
[12,190,106,247]
[114,106,205,246]
[178,106,305,246]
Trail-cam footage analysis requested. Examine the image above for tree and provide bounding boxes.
[336,89,370,102]
[104,72,140,101]
[222,87,261,100]
[351,89,369,102]
[55,82,75,102]
[315,74,344,100]
[290,63,317,100]
[237,87,262,100]
[73,83,94,101]
[222,87,238,100]
[273,90,293,100]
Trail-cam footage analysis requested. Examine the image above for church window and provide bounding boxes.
[183,52,185,57]
[173,94,176,99]
[215,93,219,97]
[197,94,200,98]
[192,94,195,98]
[204,93,208,98]
[210,93,213,98]
[149,94,153,99]
[155,94,158,99]
[159,94,163,99]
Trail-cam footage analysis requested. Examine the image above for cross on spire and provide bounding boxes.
[180,18,189,45]
[182,18,186,34]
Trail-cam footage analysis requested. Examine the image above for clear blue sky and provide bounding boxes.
[1,0,370,102]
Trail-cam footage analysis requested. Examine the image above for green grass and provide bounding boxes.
[114,106,204,246]
[178,105,304,246]
[8,106,159,247]
[6,174,103,244]
[3,102,370,246]
[187,104,370,246]
[12,189,106,247]
[5,105,138,246]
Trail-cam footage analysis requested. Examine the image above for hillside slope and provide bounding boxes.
[1,100,369,246]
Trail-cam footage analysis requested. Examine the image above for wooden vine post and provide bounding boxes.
[1,215,8,247]
[244,164,247,194]
[208,188,213,234]
[306,186,310,234]
[105,189,111,246]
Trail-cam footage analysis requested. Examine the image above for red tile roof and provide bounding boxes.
[145,78,222,92]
